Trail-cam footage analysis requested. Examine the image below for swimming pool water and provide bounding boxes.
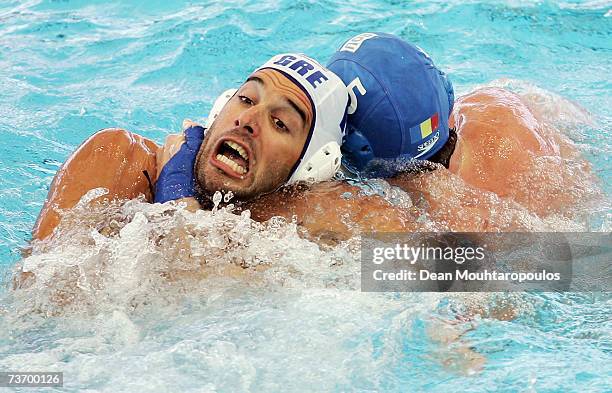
[0,0,610,392]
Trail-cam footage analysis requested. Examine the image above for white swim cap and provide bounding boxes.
[204,88,237,130]
[254,53,348,184]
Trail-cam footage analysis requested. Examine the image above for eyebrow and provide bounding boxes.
[245,76,307,126]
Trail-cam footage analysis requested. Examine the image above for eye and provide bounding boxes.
[238,95,254,105]
[273,117,290,133]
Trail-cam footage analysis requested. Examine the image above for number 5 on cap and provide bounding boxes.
[347,77,366,115]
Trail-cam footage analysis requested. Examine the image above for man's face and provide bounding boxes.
[195,69,313,200]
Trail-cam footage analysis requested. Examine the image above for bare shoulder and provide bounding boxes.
[448,88,559,193]
[33,128,160,240]
[450,87,557,158]
[447,87,598,216]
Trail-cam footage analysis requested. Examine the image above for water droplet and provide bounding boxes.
[212,191,222,212]
[75,187,109,208]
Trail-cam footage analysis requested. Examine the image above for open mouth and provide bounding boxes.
[211,138,251,178]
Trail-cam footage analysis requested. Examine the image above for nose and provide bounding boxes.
[235,106,261,137]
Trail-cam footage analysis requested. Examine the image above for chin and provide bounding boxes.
[201,166,258,200]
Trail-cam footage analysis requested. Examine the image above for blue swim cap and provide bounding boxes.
[327,32,455,172]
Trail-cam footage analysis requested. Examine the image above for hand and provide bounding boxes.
[154,120,205,203]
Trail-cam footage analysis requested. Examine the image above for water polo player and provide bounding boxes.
[245,33,596,237]
[323,32,593,218]
[32,53,348,240]
[32,36,595,243]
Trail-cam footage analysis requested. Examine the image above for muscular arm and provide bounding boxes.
[246,181,422,243]
[246,170,540,242]
[32,128,159,240]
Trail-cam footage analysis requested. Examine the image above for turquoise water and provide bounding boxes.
[0,0,611,392]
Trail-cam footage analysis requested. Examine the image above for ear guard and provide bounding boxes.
[204,88,238,130]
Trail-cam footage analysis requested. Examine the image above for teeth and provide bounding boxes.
[225,141,248,161]
[216,154,247,174]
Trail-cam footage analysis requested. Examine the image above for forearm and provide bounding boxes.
[247,181,418,244]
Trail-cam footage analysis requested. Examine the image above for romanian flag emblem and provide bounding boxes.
[419,112,439,138]
[410,112,440,141]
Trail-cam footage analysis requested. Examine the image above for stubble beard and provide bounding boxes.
[193,122,290,204]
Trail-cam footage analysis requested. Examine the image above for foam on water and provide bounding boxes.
[9,193,354,316]
[3,193,469,391]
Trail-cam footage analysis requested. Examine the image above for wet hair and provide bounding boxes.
[427,127,457,169]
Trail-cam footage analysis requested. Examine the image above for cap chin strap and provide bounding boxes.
[205,89,342,185]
